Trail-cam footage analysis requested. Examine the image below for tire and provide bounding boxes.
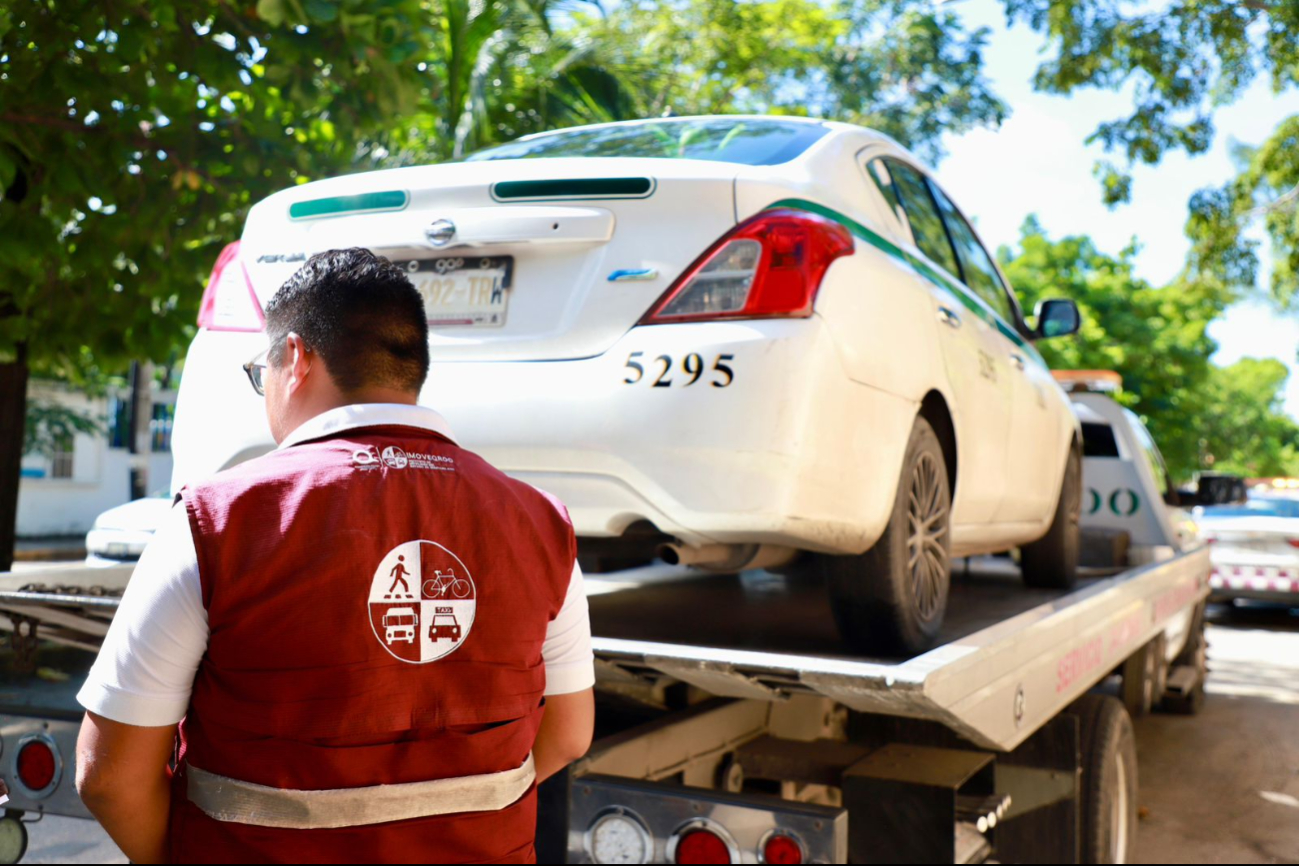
[1069,694,1138,865]
[1021,446,1081,589]
[821,416,951,655]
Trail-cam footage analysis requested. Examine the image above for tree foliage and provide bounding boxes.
[1002,0,1299,206]
[530,0,1007,163]
[23,398,102,459]
[0,0,436,381]
[1001,218,1299,480]
[1186,115,1299,312]
[1196,358,1299,477]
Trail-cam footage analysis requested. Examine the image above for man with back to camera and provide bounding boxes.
[74,248,596,863]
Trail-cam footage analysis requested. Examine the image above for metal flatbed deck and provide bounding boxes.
[0,548,1209,753]
[586,549,1210,750]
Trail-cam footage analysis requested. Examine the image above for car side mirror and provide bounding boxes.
[1032,298,1081,340]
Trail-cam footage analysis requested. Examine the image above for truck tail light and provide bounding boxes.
[197,241,265,332]
[16,740,56,792]
[762,832,805,864]
[672,825,735,864]
[641,209,854,324]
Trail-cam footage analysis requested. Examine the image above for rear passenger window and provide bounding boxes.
[878,159,961,279]
[865,159,907,227]
[927,184,1016,325]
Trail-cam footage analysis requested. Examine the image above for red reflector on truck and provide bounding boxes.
[17,740,55,792]
[674,829,733,864]
[762,833,804,864]
[641,209,853,324]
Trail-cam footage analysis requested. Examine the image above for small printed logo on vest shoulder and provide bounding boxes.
[351,444,455,473]
[368,540,476,663]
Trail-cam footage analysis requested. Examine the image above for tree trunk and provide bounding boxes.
[0,344,29,572]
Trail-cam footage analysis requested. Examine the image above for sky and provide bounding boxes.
[934,0,1299,419]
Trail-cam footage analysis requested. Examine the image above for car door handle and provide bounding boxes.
[937,306,962,329]
[1009,353,1026,371]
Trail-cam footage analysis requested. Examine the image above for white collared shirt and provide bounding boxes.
[78,403,595,727]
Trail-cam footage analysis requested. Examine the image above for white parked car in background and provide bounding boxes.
[1196,492,1299,604]
[172,116,1084,653]
[84,494,173,566]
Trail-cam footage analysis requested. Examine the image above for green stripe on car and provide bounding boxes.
[765,198,1046,368]
[288,190,410,220]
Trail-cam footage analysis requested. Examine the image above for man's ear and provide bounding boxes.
[283,333,313,393]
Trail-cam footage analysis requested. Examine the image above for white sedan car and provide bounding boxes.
[1197,494,1299,604]
[173,116,1083,653]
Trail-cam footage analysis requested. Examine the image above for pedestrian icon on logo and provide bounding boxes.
[386,555,414,599]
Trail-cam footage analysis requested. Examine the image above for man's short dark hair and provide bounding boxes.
[264,248,430,395]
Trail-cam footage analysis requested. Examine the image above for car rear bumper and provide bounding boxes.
[1208,561,1299,602]
[430,318,915,553]
[172,319,917,555]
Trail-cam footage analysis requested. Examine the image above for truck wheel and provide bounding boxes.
[822,416,950,655]
[1021,447,1081,589]
[1070,694,1138,864]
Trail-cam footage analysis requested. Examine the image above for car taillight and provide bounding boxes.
[197,241,265,332]
[641,209,854,324]
[1287,539,1299,549]
[17,740,56,792]
[674,828,733,864]
[762,832,805,864]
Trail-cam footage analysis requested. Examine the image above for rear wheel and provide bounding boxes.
[822,416,951,655]
[1068,694,1139,864]
[1021,446,1081,589]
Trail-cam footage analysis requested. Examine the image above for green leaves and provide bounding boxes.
[1001,219,1296,480]
[1004,0,1298,209]
[0,0,432,382]
[23,399,103,459]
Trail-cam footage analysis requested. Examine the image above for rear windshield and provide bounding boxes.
[1199,498,1299,519]
[1081,422,1120,458]
[466,119,831,166]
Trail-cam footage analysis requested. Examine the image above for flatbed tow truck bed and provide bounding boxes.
[0,546,1209,863]
[583,553,1207,751]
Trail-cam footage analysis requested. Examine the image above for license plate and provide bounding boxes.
[407,256,512,328]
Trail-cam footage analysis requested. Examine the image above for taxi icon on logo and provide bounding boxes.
[429,608,462,642]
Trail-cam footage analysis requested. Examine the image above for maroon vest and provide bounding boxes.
[168,424,575,864]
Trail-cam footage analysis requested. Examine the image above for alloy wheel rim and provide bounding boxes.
[907,452,949,621]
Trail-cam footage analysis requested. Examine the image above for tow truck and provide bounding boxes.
[0,383,1209,864]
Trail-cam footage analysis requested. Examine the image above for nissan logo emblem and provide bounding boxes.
[425,219,456,247]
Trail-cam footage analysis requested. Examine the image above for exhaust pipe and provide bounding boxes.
[657,542,796,572]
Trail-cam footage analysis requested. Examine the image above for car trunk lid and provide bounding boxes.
[240,158,739,361]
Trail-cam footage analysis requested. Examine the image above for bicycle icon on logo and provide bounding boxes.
[423,568,472,599]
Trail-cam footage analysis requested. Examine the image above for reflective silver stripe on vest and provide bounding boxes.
[186,754,536,829]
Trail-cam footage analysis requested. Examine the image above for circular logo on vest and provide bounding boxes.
[381,446,408,469]
[368,540,476,664]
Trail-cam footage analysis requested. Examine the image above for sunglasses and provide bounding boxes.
[242,349,268,396]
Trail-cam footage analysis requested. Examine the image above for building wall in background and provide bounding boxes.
[17,382,175,538]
